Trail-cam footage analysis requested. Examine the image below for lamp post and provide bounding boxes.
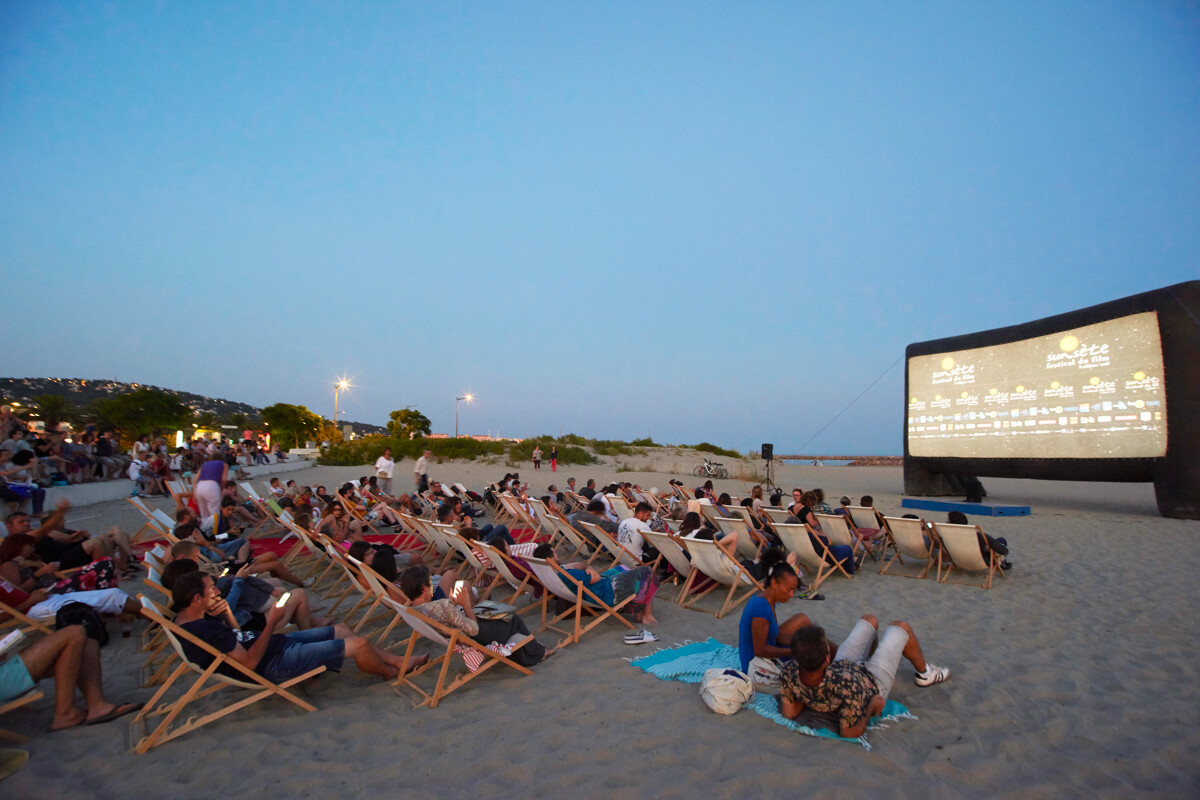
[333,378,351,425]
[455,394,474,438]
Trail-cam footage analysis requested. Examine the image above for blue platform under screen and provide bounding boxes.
[901,498,1031,517]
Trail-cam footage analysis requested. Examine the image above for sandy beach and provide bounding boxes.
[3,453,1198,799]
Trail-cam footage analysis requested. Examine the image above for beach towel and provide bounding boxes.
[629,637,916,750]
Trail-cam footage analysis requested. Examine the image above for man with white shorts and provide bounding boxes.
[778,614,950,739]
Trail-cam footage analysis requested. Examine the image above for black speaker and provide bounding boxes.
[762,443,774,461]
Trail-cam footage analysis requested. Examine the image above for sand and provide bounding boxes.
[3,452,1198,798]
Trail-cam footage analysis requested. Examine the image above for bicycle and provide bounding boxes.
[693,458,728,479]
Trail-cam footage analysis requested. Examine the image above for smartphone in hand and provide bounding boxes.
[275,592,291,608]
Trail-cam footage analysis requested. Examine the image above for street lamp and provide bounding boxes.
[333,377,352,424]
[455,393,474,438]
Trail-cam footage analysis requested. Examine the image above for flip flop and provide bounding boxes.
[85,702,143,726]
[623,630,659,645]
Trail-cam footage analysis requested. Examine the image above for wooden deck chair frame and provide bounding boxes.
[713,515,762,561]
[930,522,1003,589]
[0,599,56,637]
[127,496,170,545]
[523,556,637,647]
[762,507,794,525]
[0,689,45,743]
[131,595,325,753]
[436,526,494,585]
[473,540,537,606]
[544,512,602,564]
[844,505,885,560]
[677,536,765,619]
[772,523,851,592]
[642,529,694,603]
[527,498,565,545]
[388,598,533,708]
[608,494,635,521]
[813,512,867,567]
[578,520,648,570]
[877,516,937,579]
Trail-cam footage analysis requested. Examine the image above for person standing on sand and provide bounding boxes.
[374,448,395,495]
[550,445,557,472]
[532,445,542,470]
[414,449,431,493]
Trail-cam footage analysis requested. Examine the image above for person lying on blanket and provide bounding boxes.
[397,565,555,668]
[780,614,950,739]
[531,543,661,626]
[170,570,426,682]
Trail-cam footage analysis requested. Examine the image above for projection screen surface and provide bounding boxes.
[907,311,1166,459]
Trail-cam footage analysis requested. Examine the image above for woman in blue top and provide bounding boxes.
[737,549,827,674]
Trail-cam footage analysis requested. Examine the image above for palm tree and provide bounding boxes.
[34,394,75,432]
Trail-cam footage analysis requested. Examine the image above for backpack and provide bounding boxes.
[55,601,110,647]
[699,668,753,715]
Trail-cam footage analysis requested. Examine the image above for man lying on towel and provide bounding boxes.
[780,614,950,739]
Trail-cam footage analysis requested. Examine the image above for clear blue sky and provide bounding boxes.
[2,2,1196,454]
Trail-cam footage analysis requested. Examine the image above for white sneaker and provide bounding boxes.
[623,629,659,645]
[915,663,950,686]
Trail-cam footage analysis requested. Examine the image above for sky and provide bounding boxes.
[1,1,1197,455]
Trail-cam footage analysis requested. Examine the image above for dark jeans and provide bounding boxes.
[474,615,546,667]
[481,524,514,547]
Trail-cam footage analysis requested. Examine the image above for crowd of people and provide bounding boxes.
[0,404,290,514]
[0,452,985,766]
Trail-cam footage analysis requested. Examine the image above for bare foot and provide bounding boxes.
[402,654,429,674]
[541,647,556,663]
[49,707,86,732]
[641,613,658,626]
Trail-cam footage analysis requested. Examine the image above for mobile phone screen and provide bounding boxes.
[275,591,291,608]
[453,580,466,596]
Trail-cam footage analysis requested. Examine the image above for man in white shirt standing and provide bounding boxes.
[374,448,395,494]
[413,449,431,492]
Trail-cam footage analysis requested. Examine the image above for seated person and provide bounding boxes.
[175,507,252,563]
[531,543,660,625]
[780,614,950,739]
[170,570,423,682]
[397,565,554,667]
[0,534,121,596]
[0,625,140,731]
[616,502,661,565]
[0,568,139,621]
[567,499,618,545]
[15,502,135,574]
[315,503,370,544]
[737,549,818,680]
[946,511,1012,569]
[161,553,319,630]
[346,540,424,602]
[795,491,855,575]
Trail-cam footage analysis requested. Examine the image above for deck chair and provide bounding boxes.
[527,498,565,544]
[389,599,533,708]
[844,505,885,556]
[127,496,170,545]
[578,520,646,569]
[437,526,494,584]
[772,523,852,592]
[877,516,937,579]
[713,516,762,561]
[0,689,44,743]
[608,494,635,521]
[931,522,1004,589]
[473,541,538,606]
[762,507,794,525]
[523,556,637,646]
[641,529,694,603]
[165,480,192,510]
[0,596,56,637]
[677,536,765,618]
[131,595,325,753]
[543,512,601,563]
[813,512,867,566]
